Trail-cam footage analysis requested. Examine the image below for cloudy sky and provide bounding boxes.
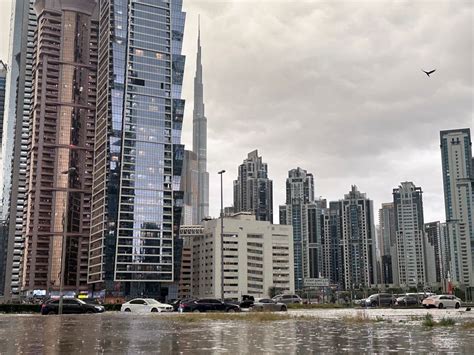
[0,0,472,224]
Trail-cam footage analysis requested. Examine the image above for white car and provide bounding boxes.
[121,298,173,313]
[422,295,462,309]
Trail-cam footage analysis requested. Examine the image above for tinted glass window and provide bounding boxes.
[130,299,146,304]
[283,295,292,299]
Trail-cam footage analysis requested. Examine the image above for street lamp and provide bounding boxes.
[218,170,225,301]
[58,167,76,315]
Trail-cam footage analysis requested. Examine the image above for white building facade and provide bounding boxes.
[182,213,294,299]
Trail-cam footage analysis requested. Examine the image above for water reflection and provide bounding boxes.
[0,314,473,354]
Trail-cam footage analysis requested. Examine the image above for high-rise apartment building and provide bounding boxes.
[2,0,37,299]
[440,128,474,300]
[393,182,427,288]
[88,0,186,298]
[192,20,209,223]
[279,167,318,291]
[378,203,396,285]
[20,0,99,296]
[0,60,7,160]
[321,201,342,287]
[233,150,273,222]
[340,186,377,290]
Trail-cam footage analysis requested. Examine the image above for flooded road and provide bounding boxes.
[1,310,473,354]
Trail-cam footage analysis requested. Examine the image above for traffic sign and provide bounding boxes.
[303,278,329,288]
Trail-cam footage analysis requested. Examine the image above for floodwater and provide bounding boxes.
[1,309,473,354]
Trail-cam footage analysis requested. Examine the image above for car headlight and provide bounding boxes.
[95,306,104,311]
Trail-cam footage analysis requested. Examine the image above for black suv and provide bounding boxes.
[178,298,241,313]
[41,298,105,315]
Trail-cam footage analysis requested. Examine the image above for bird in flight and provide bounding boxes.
[422,69,436,77]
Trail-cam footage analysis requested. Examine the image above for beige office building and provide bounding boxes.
[180,213,294,299]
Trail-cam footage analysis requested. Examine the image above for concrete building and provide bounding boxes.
[233,150,273,222]
[183,213,294,299]
[88,0,187,298]
[393,182,427,289]
[20,0,99,296]
[440,129,474,300]
[379,203,396,285]
[340,186,377,291]
[279,167,316,291]
[2,0,36,299]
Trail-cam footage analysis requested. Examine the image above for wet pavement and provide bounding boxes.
[1,309,473,354]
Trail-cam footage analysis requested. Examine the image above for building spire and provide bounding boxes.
[193,15,209,222]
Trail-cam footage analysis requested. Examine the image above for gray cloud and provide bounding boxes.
[181,0,473,223]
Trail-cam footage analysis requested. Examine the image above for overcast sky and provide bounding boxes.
[0,0,472,224]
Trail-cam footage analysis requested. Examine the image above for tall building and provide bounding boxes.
[180,150,198,225]
[233,150,273,222]
[440,128,474,300]
[0,60,7,163]
[192,19,209,223]
[279,167,318,291]
[425,221,444,287]
[340,186,377,291]
[393,182,427,288]
[2,0,37,299]
[379,203,396,285]
[183,213,294,299]
[19,0,99,296]
[88,0,186,298]
[321,201,342,287]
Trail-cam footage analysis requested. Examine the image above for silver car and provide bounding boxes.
[251,298,287,312]
[272,294,302,305]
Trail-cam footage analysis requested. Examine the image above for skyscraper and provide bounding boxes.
[321,201,343,288]
[0,60,7,162]
[279,167,317,291]
[340,186,377,291]
[425,221,445,286]
[20,0,99,296]
[393,182,426,288]
[440,128,474,300]
[88,0,186,298]
[2,0,37,299]
[378,203,396,285]
[192,19,209,223]
[180,150,198,225]
[233,150,273,222]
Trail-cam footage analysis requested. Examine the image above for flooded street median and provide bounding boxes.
[1,309,473,353]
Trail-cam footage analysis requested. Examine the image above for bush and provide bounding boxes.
[438,317,456,326]
[422,313,435,327]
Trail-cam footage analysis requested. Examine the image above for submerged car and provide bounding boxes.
[121,298,173,313]
[178,298,240,313]
[422,295,462,309]
[272,294,302,305]
[250,298,287,312]
[41,298,105,315]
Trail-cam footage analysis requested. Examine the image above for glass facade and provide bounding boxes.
[89,0,185,295]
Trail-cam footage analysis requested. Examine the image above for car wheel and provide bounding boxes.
[455,303,460,309]
[193,309,201,313]
[86,309,95,314]
[227,308,236,313]
[438,303,444,309]
[371,302,377,308]
[151,308,159,313]
[281,306,287,312]
[124,308,131,312]
[47,310,56,315]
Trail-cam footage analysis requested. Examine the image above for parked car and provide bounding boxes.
[170,298,195,312]
[41,298,105,315]
[121,298,173,313]
[422,295,462,309]
[272,294,302,305]
[178,298,241,313]
[353,298,366,306]
[250,298,287,312]
[364,293,396,307]
[395,294,419,307]
[239,295,255,309]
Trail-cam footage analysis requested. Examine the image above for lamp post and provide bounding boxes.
[218,170,225,301]
[58,167,76,315]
